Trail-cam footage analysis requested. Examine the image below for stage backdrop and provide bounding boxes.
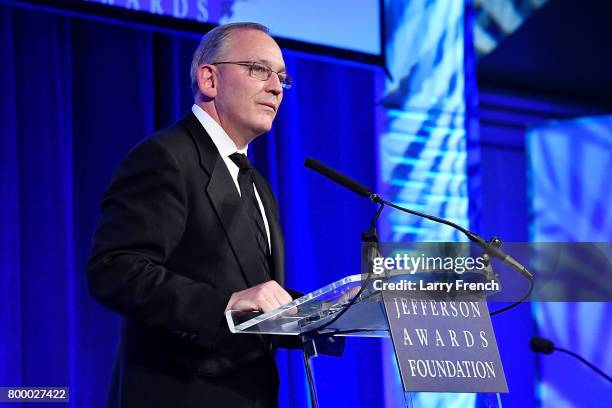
[528,115,612,408]
[0,4,384,407]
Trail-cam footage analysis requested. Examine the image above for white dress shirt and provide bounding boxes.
[191,104,271,250]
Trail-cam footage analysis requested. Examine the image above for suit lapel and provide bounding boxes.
[180,113,270,287]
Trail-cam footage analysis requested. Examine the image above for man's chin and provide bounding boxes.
[254,121,274,135]
[244,128,272,143]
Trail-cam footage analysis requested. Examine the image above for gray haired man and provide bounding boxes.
[88,23,296,407]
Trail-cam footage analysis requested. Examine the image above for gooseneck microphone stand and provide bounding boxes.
[299,157,536,408]
[304,157,534,315]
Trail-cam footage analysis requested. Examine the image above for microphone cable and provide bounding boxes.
[305,157,535,317]
[530,336,612,383]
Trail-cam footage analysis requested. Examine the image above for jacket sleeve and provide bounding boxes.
[86,138,229,348]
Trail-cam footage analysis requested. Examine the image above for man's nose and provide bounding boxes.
[266,73,283,96]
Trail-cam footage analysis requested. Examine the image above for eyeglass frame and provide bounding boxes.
[210,61,292,90]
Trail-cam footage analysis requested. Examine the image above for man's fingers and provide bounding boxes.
[231,298,259,312]
[271,288,293,307]
[226,280,294,312]
[258,281,292,309]
[284,306,299,315]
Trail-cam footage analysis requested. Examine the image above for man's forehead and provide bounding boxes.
[225,30,285,68]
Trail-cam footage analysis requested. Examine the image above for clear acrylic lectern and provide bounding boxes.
[225,272,503,408]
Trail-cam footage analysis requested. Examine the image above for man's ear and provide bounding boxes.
[197,64,217,98]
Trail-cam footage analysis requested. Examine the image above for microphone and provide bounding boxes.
[304,158,372,198]
[530,336,612,383]
[303,157,528,272]
[529,336,555,354]
[304,156,534,315]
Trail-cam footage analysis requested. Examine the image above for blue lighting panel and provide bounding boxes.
[528,115,612,408]
[377,1,476,405]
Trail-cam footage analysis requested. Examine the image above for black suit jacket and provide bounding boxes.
[87,112,290,407]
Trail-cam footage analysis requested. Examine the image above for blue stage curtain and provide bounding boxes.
[0,4,384,407]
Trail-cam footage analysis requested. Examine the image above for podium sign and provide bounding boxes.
[382,289,508,393]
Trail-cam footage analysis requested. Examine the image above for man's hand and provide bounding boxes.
[226,280,293,313]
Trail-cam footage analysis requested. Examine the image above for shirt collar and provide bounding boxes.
[191,104,248,157]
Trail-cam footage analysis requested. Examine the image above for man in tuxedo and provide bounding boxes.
[87,22,296,407]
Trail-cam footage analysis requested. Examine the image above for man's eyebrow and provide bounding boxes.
[255,58,286,72]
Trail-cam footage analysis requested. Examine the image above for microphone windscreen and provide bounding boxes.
[304,157,372,198]
[530,336,555,354]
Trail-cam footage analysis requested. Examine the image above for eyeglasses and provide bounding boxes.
[211,61,292,90]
